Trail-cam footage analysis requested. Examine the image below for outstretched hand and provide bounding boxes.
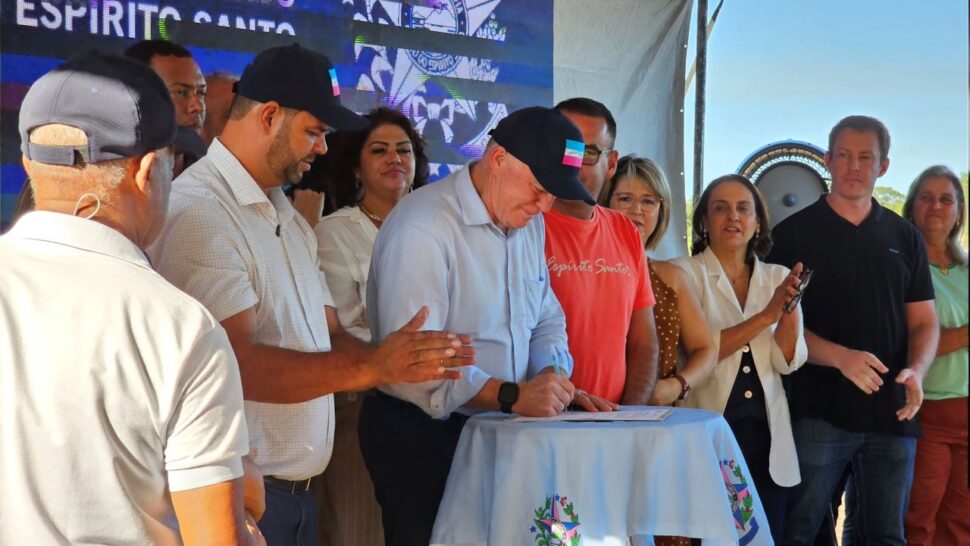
[372,306,475,384]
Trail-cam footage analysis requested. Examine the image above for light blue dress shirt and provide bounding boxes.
[367,164,573,419]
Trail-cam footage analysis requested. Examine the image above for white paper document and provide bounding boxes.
[509,408,673,422]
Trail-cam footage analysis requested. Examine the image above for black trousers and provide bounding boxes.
[358,391,468,546]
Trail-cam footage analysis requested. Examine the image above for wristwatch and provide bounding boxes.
[673,373,691,401]
[497,382,520,413]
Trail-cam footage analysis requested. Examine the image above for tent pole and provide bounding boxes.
[693,0,708,201]
[685,0,724,95]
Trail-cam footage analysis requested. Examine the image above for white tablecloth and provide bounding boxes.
[431,407,772,546]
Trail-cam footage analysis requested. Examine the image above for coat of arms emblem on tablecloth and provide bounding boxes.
[720,459,761,546]
[530,494,581,546]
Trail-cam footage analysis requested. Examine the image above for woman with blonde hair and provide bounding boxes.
[602,155,716,408]
[602,156,718,546]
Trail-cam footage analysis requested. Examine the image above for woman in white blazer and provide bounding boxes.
[312,107,430,546]
[674,174,807,544]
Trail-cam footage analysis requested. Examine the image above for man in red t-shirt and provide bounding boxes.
[544,97,659,404]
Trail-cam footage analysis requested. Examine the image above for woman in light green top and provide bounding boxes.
[901,165,969,546]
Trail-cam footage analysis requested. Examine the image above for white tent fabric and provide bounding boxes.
[554,0,693,259]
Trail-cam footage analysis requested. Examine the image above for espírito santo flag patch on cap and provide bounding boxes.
[562,139,584,167]
[328,68,340,96]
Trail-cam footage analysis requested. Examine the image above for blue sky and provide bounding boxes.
[683,0,969,197]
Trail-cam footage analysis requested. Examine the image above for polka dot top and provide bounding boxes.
[648,259,681,381]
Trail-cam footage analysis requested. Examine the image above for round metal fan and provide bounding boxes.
[737,140,830,228]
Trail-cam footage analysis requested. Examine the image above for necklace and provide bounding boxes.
[358,202,385,225]
[933,262,953,276]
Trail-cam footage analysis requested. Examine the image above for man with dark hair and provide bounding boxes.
[124,40,206,138]
[148,43,472,546]
[768,115,939,545]
[125,40,206,174]
[554,97,617,170]
[1,51,257,545]
[124,38,193,62]
[546,97,659,407]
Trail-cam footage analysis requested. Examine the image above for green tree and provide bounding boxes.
[873,186,906,215]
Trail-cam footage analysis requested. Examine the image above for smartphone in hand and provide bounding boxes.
[785,267,813,314]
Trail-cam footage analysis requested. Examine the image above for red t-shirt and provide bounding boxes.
[543,206,655,403]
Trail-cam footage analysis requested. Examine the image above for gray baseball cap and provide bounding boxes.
[19,50,185,165]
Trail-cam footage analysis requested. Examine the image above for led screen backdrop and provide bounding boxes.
[0,0,553,229]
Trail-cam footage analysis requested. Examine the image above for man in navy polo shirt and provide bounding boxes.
[768,115,938,545]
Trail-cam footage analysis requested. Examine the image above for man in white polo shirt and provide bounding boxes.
[0,52,253,545]
[148,43,473,545]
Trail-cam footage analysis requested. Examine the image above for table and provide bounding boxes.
[430,407,772,546]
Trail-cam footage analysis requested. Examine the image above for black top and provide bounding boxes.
[723,348,769,424]
[767,195,934,437]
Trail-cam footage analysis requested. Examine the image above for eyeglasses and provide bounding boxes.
[582,146,613,166]
[613,194,662,211]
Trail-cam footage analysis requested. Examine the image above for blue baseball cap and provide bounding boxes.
[235,43,368,131]
[489,106,595,205]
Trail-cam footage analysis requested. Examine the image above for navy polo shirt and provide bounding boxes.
[767,195,934,437]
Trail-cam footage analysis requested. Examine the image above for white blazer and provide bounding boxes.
[674,247,807,486]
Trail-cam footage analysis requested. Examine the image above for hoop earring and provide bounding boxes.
[354,177,364,202]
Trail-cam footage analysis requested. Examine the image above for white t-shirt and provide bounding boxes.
[0,212,248,545]
[149,139,336,480]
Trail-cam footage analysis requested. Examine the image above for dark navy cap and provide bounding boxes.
[19,51,185,165]
[489,106,595,205]
[235,43,368,131]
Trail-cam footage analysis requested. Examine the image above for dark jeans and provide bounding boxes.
[811,468,851,546]
[260,482,321,546]
[729,415,789,545]
[783,417,916,546]
[358,391,468,546]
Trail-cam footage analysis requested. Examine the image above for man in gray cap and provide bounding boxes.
[0,52,256,545]
[148,43,473,545]
[360,106,617,545]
